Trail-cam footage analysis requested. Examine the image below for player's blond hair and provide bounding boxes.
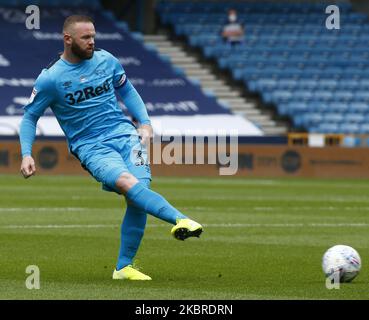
[63,15,94,33]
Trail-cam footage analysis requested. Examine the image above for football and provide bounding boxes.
[322,245,362,283]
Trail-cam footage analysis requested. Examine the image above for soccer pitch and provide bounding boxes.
[1,175,369,300]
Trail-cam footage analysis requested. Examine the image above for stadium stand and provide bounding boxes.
[0,1,262,137]
[156,0,369,134]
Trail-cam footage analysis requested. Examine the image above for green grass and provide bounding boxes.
[1,175,369,299]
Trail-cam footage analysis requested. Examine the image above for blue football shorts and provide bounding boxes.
[73,132,151,194]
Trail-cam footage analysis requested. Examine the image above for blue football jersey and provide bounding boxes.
[24,49,132,152]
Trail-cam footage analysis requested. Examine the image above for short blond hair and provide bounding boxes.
[63,15,94,33]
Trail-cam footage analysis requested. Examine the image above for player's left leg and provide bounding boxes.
[118,173,185,224]
[117,174,203,240]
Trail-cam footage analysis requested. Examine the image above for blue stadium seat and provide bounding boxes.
[286,102,309,115]
[318,79,338,90]
[338,80,359,90]
[323,113,344,123]
[328,103,350,113]
[355,91,369,102]
[339,123,360,134]
[308,102,329,113]
[350,103,368,113]
[345,113,365,123]
[359,124,369,134]
[332,91,354,102]
[299,80,318,90]
[296,113,323,127]
[315,123,339,134]
[359,79,369,90]
[292,90,313,101]
[314,91,333,101]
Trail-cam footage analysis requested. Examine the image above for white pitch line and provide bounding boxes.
[2,206,369,213]
[1,223,369,229]
[0,208,87,212]
[0,224,117,229]
[3,206,369,215]
[252,206,369,211]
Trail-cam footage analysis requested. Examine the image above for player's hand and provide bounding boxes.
[20,156,36,179]
[137,124,153,145]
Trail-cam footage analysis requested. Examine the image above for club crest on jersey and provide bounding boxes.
[64,79,110,105]
[80,76,88,83]
[95,69,106,76]
[62,81,72,90]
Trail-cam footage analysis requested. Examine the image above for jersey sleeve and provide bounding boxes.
[116,80,151,126]
[24,70,55,117]
[101,49,127,88]
[105,49,150,125]
[110,54,127,89]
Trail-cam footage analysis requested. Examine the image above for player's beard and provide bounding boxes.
[71,41,94,60]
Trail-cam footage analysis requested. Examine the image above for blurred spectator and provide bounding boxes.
[221,9,244,46]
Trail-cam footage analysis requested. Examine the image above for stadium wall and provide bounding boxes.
[1,140,368,178]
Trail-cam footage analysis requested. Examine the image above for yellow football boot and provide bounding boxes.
[112,265,152,280]
[171,218,203,241]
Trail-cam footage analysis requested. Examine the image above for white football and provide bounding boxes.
[322,245,361,283]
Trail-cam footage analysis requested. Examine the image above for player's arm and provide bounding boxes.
[111,54,152,144]
[116,79,152,143]
[19,71,54,178]
[19,112,39,178]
